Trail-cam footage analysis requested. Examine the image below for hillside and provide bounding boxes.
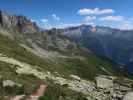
[0,11,121,79]
[0,11,132,100]
[57,25,133,74]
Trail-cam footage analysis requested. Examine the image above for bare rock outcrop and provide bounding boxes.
[0,10,39,34]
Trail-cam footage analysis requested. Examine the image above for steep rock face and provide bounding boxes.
[16,15,39,33]
[0,10,39,34]
[0,11,12,28]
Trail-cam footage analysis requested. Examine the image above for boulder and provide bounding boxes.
[123,92,133,100]
[96,76,113,89]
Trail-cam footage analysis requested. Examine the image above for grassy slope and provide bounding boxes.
[0,33,122,100]
[0,33,121,80]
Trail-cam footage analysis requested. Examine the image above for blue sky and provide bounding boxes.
[0,0,133,29]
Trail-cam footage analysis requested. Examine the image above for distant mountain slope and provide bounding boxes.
[57,25,133,74]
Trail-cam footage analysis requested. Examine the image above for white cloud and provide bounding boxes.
[31,19,36,22]
[38,22,52,29]
[119,21,133,30]
[33,19,51,29]
[99,16,124,21]
[82,16,95,26]
[120,24,133,30]
[54,22,94,29]
[130,18,133,21]
[84,16,96,22]
[83,22,95,26]
[56,23,81,28]
[52,14,60,21]
[78,8,114,15]
[41,19,48,23]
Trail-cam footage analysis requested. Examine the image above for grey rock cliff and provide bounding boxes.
[0,10,39,34]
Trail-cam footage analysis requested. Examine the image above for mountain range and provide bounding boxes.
[52,24,133,74]
[0,10,133,100]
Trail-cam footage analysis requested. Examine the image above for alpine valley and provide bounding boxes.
[0,10,133,100]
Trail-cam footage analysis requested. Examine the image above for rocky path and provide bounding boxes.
[10,95,25,100]
[10,84,47,100]
[28,84,47,100]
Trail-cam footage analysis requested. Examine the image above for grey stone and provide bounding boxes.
[96,76,113,89]
[123,92,133,100]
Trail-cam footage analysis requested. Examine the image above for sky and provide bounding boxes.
[0,0,133,29]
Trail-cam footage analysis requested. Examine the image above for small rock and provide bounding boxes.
[3,80,21,87]
[3,80,16,87]
[70,75,80,81]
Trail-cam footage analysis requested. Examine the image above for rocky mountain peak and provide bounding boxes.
[0,10,12,28]
[90,26,97,33]
[0,10,39,34]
